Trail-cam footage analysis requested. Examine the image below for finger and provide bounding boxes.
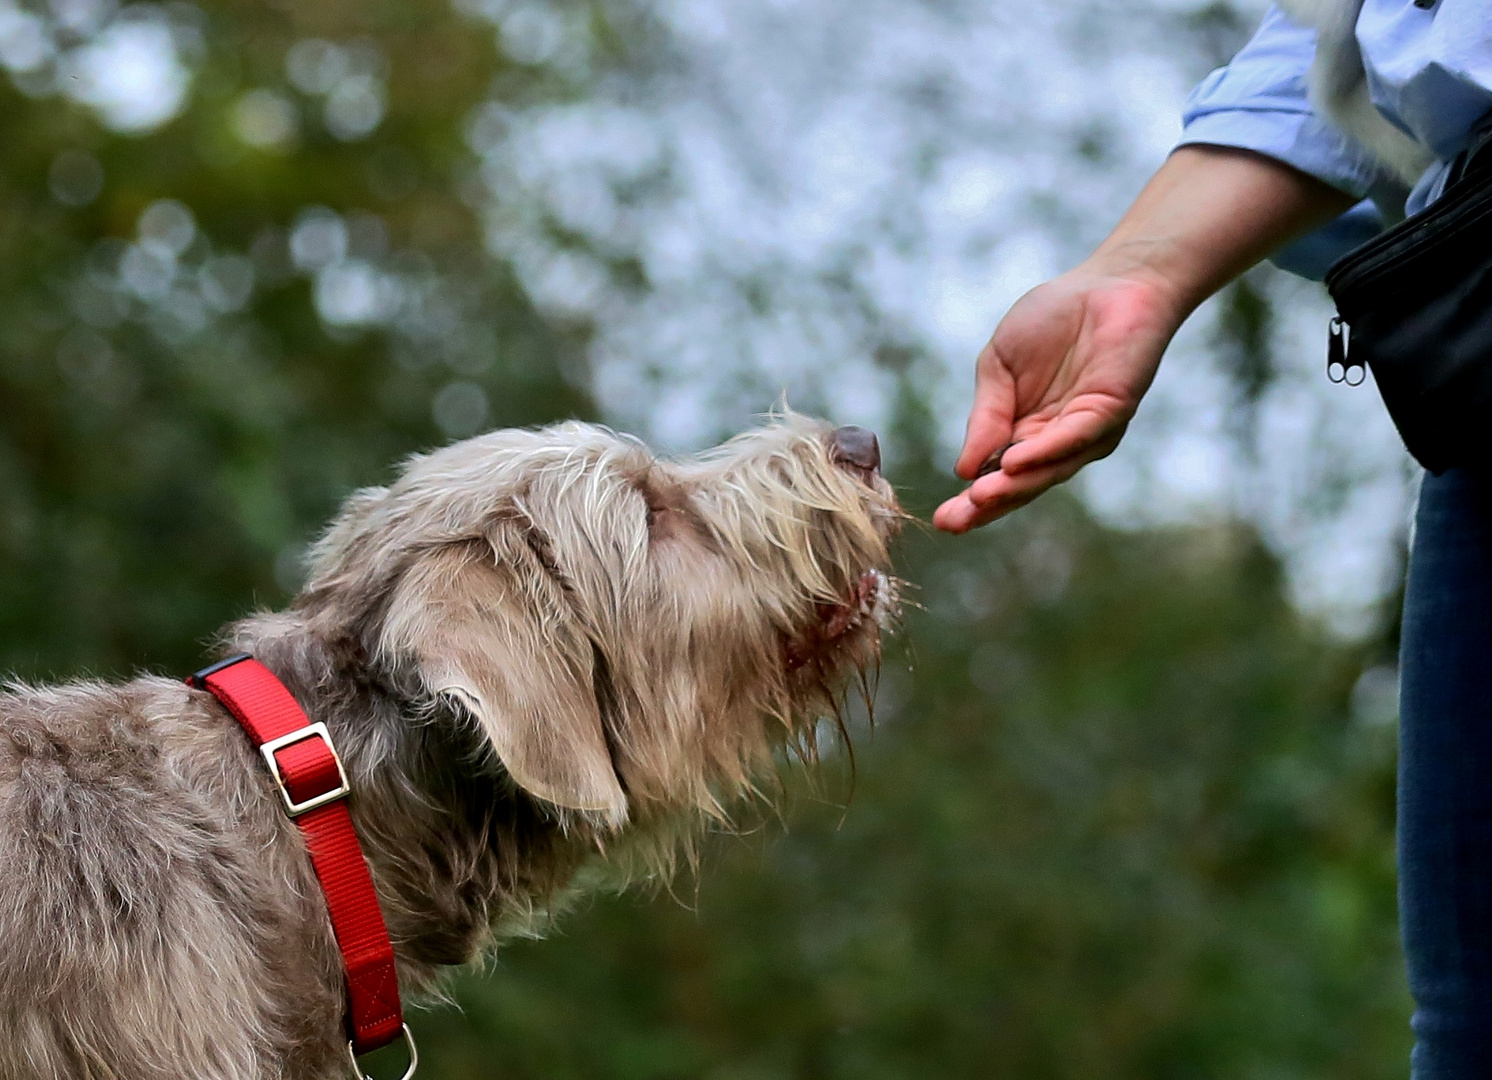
[935,433,1119,533]
[953,342,1016,481]
[999,405,1119,475]
[935,483,1049,533]
[932,490,987,533]
[935,488,1030,533]
[936,457,1079,532]
[971,426,1122,506]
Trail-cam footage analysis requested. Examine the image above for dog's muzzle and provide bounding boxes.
[830,425,881,481]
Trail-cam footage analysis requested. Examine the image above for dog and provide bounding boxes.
[0,413,900,1080]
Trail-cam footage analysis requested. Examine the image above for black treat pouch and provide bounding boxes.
[1324,131,1492,474]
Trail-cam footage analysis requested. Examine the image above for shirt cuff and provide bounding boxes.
[1177,109,1385,199]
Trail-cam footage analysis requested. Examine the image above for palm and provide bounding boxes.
[933,270,1180,533]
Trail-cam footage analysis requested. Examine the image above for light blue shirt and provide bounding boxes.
[1179,1,1492,278]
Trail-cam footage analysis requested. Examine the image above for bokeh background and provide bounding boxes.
[0,0,1417,1075]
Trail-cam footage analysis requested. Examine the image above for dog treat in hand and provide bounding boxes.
[0,412,901,1080]
[976,441,1019,477]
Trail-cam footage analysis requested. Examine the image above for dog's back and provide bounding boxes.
[0,679,342,1080]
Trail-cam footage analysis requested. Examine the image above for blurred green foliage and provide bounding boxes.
[0,0,603,674]
[0,0,1409,1076]
[414,441,1409,1080]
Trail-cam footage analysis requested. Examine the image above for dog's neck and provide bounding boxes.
[225,612,595,993]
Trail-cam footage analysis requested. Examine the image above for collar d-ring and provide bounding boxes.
[347,1023,418,1080]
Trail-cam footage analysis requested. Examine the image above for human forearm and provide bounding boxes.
[1084,144,1358,320]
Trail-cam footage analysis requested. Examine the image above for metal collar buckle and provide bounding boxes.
[260,722,351,818]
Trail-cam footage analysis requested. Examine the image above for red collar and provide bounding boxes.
[188,654,415,1075]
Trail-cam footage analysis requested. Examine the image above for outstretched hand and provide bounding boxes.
[931,146,1359,534]
[932,267,1183,533]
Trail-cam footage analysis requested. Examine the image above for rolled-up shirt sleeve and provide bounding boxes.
[1177,6,1395,278]
[1179,7,1388,194]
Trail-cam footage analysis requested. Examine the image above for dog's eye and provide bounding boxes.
[637,475,710,549]
[645,500,671,539]
[639,479,677,538]
[642,494,695,546]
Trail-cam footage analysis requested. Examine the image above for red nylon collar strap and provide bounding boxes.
[188,654,404,1057]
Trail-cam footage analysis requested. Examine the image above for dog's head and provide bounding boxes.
[295,413,900,828]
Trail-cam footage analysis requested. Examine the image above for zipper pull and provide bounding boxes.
[1327,317,1364,385]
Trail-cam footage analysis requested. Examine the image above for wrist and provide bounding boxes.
[1072,246,1197,331]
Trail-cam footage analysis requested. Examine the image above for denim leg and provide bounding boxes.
[1401,469,1492,1078]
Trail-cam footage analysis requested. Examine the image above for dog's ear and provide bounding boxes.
[382,538,627,825]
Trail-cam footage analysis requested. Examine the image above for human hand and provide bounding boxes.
[930,146,1359,534]
[932,266,1184,533]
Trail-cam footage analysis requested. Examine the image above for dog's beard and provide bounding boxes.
[782,568,898,674]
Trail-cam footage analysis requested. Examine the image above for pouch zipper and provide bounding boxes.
[1326,316,1364,385]
[1322,121,1492,388]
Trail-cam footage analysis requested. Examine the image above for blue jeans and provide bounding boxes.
[1401,469,1492,1077]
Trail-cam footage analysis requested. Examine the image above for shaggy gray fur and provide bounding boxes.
[0,416,900,1080]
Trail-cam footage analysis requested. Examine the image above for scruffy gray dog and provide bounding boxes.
[0,413,899,1080]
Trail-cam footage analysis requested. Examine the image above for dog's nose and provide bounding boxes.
[831,425,880,474]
